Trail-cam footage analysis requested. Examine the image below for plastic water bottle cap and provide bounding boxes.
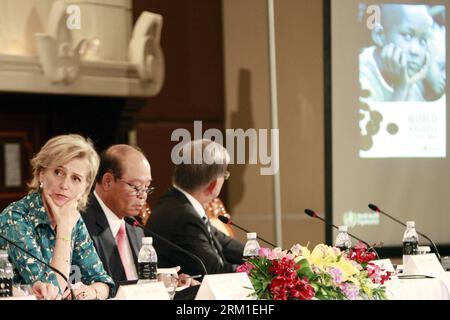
[406,221,415,228]
[142,237,153,245]
[338,225,348,232]
[247,232,257,239]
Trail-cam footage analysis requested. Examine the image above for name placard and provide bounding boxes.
[195,272,256,300]
[115,281,170,300]
[371,259,395,273]
[403,254,445,278]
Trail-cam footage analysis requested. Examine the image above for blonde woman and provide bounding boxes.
[0,134,113,299]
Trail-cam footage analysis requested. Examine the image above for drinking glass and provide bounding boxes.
[157,273,178,300]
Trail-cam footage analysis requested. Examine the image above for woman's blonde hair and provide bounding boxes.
[28,134,100,210]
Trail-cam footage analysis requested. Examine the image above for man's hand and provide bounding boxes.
[169,266,201,287]
[178,273,201,287]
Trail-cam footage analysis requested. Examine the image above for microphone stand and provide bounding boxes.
[217,216,278,248]
[304,209,381,260]
[369,204,441,261]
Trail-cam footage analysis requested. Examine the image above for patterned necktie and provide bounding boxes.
[116,222,133,280]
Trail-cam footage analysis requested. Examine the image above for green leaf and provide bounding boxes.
[296,258,315,279]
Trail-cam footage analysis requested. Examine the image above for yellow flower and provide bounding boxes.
[299,245,311,262]
[334,259,359,279]
[309,244,338,267]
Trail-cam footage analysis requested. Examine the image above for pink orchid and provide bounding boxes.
[258,247,272,258]
[236,261,255,274]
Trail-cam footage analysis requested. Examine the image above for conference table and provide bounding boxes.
[385,272,450,300]
[3,272,450,300]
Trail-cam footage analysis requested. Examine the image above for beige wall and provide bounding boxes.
[222,0,325,248]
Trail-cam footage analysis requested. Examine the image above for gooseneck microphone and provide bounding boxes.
[304,209,380,259]
[217,215,278,248]
[368,203,441,261]
[0,233,75,300]
[123,217,208,275]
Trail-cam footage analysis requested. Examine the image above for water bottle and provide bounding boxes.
[402,221,419,275]
[402,221,419,255]
[243,232,260,258]
[0,249,13,297]
[335,225,352,252]
[138,237,158,281]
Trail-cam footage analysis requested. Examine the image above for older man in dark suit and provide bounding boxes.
[146,139,245,276]
[82,144,201,298]
[82,145,152,288]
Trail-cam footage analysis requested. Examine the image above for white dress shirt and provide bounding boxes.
[173,185,208,221]
[94,191,138,280]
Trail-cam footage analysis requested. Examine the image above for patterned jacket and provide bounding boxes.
[0,192,114,294]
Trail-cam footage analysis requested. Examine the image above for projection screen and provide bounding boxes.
[329,0,449,252]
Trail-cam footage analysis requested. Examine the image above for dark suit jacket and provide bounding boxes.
[82,194,144,292]
[146,188,244,276]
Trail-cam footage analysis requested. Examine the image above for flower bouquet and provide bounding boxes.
[237,242,392,300]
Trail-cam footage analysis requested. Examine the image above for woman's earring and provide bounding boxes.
[39,181,43,188]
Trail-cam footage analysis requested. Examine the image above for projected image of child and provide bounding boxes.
[420,23,445,101]
[360,4,434,102]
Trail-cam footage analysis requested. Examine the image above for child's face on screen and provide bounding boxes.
[382,5,432,77]
[426,26,446,97]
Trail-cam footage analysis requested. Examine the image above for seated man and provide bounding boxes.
[146,139,245,276]
[82,144,197,296]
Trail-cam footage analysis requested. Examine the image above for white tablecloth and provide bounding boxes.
[386,272,450,300]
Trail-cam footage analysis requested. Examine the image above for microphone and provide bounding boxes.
[304,209,380,259]
[368,203,441,261]
[0,233,75,300]
[123,217,208,275]
[217,215,278,248]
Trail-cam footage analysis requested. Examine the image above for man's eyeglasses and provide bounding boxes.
[222,171,230,180]
[118,179,155,196]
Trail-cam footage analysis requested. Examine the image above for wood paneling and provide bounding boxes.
[132,0,226,204]
[133,0,225,121]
